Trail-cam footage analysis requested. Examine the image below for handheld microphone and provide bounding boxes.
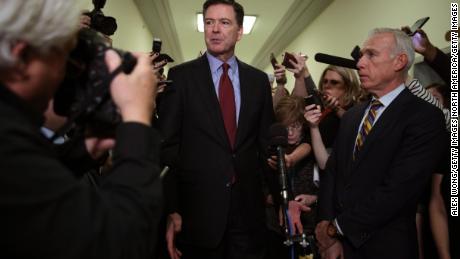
[268,123,289,205]
[314,53,358,70]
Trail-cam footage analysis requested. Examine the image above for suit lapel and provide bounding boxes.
[193,55,231,149]
[343,101,368,178]
[234,59,250,150]
[352,89,412,169]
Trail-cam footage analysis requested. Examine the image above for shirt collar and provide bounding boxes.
[374,83,405,107]
[206,52,238,74]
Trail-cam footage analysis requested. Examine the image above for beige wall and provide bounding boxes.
[80,0,153,52]
[265,0,452,91]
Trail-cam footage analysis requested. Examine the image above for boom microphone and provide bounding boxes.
[314,53,358,70]
[268,123,289,205]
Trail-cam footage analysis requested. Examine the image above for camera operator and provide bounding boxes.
[0,1,162,258]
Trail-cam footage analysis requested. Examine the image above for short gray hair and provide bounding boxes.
[369,28,415,74]
[0,0,80,68]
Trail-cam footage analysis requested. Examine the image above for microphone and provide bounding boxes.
[314,53,358,70]
[268,123,289,206]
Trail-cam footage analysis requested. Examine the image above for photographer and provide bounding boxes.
[0,1,162,258]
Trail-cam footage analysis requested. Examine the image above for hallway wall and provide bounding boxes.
[265,0,452,91]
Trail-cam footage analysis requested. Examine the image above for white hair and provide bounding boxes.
[369,28,415,74]
[0,0,80,68]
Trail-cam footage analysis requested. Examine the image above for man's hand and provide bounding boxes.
[315,220,337,250]
[267,155,278,170]
[105,50,159,126]
[294,194,317,206]
[84,137,115,160]
[166,212,183,259]
[79,13,91,29]
[286,200,311,234]
[320,239,344,259]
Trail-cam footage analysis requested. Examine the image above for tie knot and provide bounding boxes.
[222,63,230,73]
[370,99,383,110]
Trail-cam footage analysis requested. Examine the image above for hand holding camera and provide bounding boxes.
[106,50,158,126]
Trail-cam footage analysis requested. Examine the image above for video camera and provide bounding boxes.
[84,0,117,36]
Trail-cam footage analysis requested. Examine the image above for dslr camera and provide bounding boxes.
[53,28,136,138]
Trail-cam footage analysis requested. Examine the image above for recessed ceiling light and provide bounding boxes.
[197,13,257,34]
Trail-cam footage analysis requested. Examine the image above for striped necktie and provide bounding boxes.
[354,99,383,158]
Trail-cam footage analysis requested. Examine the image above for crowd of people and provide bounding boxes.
[0,0,455,259]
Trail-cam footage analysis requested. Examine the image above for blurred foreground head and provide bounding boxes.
[0,0,80,111]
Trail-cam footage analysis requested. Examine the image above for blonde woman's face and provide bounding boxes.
[322,70,346,104]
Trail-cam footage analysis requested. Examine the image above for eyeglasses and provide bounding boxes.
[322,79,344,86]
[286,123,302,132]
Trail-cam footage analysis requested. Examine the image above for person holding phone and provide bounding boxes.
[157,0,275,258]
[270,53,289,107]
[401,26,450,85]
[297,64,362,170]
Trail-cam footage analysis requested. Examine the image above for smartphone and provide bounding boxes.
[304,90,323,108]
[281,52,297,69]
[270,53,278,69]
[304,95,317,106]
[152,38,162,53]
[408,17,430,36]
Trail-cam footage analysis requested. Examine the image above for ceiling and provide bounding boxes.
[134,0,333,70]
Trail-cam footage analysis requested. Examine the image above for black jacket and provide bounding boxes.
[0,84,162,259]
[158,54,275,247]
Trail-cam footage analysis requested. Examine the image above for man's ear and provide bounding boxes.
[10,41,29,78]
[393,53,408,72]
[11,41,28,62]
[3,41,29,81]
[236,25,243,42]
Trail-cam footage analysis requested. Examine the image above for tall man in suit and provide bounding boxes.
[315,28,448,259]
[157,0,274,258]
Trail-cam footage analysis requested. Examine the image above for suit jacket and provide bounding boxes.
[318,88,448,259]
[158,54,275,247]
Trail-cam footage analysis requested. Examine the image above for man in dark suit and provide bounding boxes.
[315,28,448,259]
[157,0,274,258]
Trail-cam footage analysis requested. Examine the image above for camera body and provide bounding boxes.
[54,28,136,137]
[84,0,117,36]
